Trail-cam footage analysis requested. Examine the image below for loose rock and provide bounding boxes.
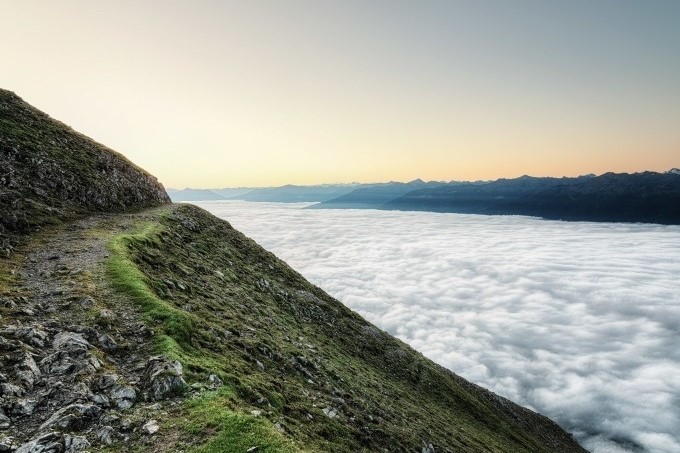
[109,385,136,410]
[142,356,186,400]
[142,419,159,435]
[422,443,436,453]
[97,334,118,351]
[39,403,101,431]
[91,393,110,407]
[63,435,89,453]
[12,399,37,417]
[0,411,10,430]
[0,436,16,452]
[207,374,223,389]
[322,407,338,418]
[14,432,63,453]
[52,332,90,352]
[96,426,114,445]
[97,374,119,390]
[0,382,24,397]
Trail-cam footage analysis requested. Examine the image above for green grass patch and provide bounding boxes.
[171,389,300,453]
[107,222,196,357]
[106,219,303,452]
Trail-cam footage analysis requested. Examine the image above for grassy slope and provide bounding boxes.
[106,203,585,453]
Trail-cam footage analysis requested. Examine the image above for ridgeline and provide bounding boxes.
[0,89,587,452]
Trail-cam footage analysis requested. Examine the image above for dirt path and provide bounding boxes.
[0,207,174,451]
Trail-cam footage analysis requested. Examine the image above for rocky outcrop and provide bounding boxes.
[142,356,186,401]
[0,88,170,257]
[0,315,187,451]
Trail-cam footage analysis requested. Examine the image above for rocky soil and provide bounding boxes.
[0,209,186,452]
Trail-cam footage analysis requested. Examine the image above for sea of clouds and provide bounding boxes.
[196,200,680,453]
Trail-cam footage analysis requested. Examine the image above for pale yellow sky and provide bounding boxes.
[1,0,678,188]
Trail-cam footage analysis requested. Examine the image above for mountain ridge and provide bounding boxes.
[0,88,169,258]
[0,90,587,452]
[171,171,680,225]
[380,171,680,224]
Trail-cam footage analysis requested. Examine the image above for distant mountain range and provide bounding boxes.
[167,184,359,203]
[379,172,680,224]
[170,169,680,224]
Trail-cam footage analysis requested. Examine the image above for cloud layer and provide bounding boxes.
[198,201,680,453]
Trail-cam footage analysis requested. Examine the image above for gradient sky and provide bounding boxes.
[2,0,679,188]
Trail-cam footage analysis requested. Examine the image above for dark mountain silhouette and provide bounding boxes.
[381,172,680,224]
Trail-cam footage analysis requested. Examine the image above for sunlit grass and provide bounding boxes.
[106,220,301,452]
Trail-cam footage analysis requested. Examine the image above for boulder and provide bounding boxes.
[63,435,89,453]
[96,426,114,445]
[52,332,90,352]
[39,404,101,431]
[142,356,186,400]
[40,339,101,378]
[15,353,41,389]
[14,432,63,453]
[109,385,136,410]
[39,352,74,376]
[142,419,159,435]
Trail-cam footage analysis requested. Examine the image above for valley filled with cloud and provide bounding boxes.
[198,201,680,453]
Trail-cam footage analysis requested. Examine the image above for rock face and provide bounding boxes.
[0,88,170,256]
